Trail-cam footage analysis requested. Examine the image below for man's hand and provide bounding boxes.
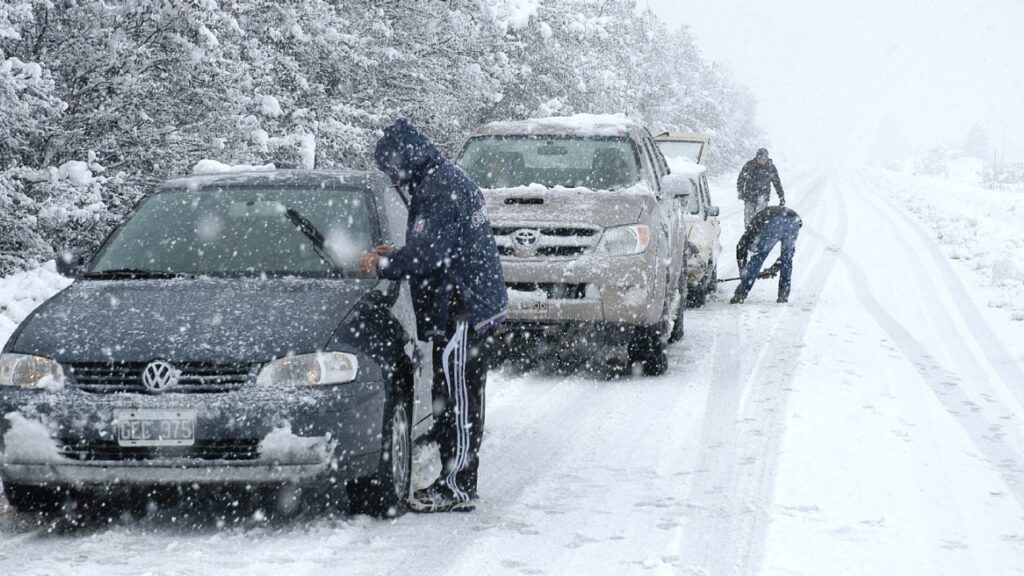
[779,199,786,207]
[359,252,382,275]
[372,244,394,256]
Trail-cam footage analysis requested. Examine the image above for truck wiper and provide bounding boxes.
[82,268,189,279]
[284,208,344,274]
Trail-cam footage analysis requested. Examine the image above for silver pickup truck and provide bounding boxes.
[456,115,692,375]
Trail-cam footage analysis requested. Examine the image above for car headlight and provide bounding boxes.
[256,352,359,387]
[598,224,650,256]
[0,353,65,389]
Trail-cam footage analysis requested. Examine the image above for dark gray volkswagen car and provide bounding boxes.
[0,171,432,517]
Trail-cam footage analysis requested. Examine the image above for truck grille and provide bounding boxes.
[70,362,255,394]
[57,439,260,461]
[493,226,600,258]
[507,283,589,300]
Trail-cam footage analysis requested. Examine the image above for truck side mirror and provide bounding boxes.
[707,206,720,218]
[661,173,692,200]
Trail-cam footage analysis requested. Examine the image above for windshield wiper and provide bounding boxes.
[82,268,189,279]
[284,208,344,274]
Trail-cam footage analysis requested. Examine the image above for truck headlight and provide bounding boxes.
[256,352,359,387]
[598,224,650,256]
[0,353,65,389]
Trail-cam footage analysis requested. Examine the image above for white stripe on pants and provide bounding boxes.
[441,319,471,501]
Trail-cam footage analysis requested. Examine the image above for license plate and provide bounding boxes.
[115,409,196,447]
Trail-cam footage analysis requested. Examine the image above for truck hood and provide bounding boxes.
[9,277,376,363]
[482,184,654,228]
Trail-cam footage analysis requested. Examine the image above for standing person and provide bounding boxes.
[737,148,786,226]
[730,205,802,304]
[359,119,507,513]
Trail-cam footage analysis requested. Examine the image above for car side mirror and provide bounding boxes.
[56,252,86,278]
[661,173,692,200]
[707,206,720,218]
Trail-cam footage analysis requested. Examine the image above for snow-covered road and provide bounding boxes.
[2,167,1023,575]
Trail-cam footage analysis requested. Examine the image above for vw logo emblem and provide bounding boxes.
[141,360,178,394]
[512,229,541,247]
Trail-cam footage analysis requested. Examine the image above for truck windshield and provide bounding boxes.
[458,136,641,190]
[89,188,376,278]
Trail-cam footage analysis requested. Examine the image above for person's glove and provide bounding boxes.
[359,252,382,275]
[779,198,786,207]
[761,261,782,278]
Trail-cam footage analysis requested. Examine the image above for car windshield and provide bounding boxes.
[657,141,704,163]
[89,187,376,278]
[458,136,641,190]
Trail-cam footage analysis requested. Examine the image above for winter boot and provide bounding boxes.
[409,480,475,513]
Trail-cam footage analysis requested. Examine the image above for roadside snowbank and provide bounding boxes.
[865,167,1024,321]
[0,261,70,349]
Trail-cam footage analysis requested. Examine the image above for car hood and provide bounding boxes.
[10,277,377,363]
[482,185,652,229]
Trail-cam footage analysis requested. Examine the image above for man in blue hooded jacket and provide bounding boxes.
[360,119,507,512]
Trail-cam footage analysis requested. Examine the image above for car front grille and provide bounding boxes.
[70,362,256,394]
[493,225,600,259]
[507,282,589,300]
[57,439,260,461]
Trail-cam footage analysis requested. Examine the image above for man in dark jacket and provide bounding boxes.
[359,119,507,513]
[731,205,802,304]
[737,148,785,226]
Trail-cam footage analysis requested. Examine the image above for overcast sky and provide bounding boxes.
[642,0,1024,166]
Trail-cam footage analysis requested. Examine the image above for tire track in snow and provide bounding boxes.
[667,171,845,576]
[858,173,1024,405]
[790,172,1024,508]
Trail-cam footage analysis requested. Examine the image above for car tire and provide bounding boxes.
[346,390,412,518]
[669,272,687,344]
[2,482,63,513]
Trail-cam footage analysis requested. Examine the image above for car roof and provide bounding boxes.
[159,169,385,192]
[654,132,711,145]
[470,113,648,140]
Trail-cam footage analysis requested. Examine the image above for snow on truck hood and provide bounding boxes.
[483,183,654,228]
[8,277,374,363]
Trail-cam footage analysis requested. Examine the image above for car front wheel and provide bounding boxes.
[2,482,64,513]
[346,392,411,518]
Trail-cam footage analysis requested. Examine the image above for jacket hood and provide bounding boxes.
[9,278,375,363]
[374,119,444,185]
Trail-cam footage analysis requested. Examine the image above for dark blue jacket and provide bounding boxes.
[374,119,507,341]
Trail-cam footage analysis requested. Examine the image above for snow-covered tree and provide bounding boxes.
[0,0,762,274]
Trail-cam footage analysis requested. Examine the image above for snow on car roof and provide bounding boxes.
[665,155,707,177]
[160,169,383,192]
[473,113,645,138]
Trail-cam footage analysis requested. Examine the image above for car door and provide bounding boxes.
[701,173,723,266]
[380,184,433,436]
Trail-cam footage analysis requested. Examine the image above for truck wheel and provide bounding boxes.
[629,323,669,376]
[346,390,411,518]
[2,482,63,513]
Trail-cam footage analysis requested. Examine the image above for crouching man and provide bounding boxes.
[731,206,802,304]
[360,119,507,512]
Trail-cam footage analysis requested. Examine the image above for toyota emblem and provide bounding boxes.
[141,360,179,393]
[512,229,541,247]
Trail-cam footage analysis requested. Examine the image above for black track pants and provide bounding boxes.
[432,319,488,500]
